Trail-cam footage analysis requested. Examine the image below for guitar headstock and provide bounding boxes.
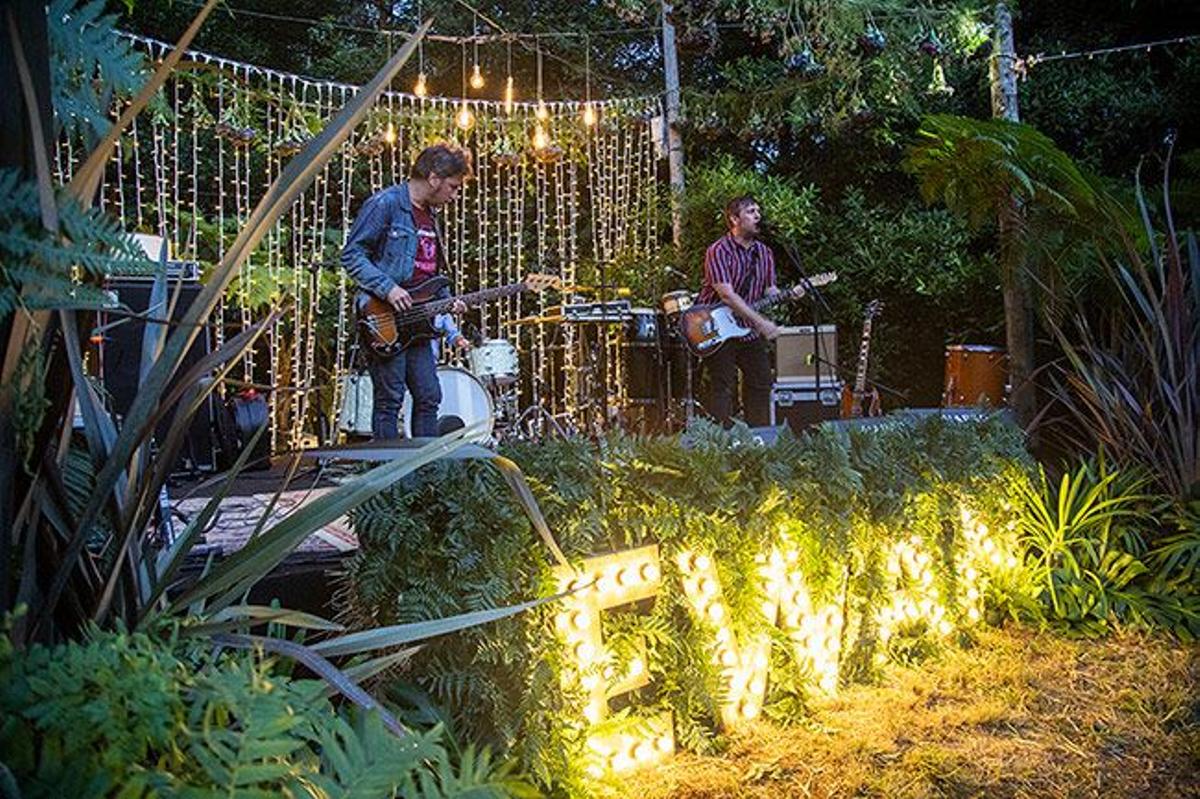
[790,271,838,298]
[523,273,563,292]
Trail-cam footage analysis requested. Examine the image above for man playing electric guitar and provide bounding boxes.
[341,142,471,440]
[697,195,780,428]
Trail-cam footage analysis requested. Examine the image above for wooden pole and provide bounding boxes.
[989,2,1037,432]
[661,1,685,247]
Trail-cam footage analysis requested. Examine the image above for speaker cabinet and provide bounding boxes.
[101,279,217,473]
[776,325,838,383]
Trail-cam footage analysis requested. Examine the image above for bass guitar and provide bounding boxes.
[679,271,838,357]
[841,300,883,418]
[358,273,560,357]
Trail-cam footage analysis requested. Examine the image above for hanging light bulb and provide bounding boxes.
[532,122,549,150]
[414,72,428,97]
[534,38,548,121]
[384,120,396,143]
[456,101,475,130]
[503,38,515,114]
[468,14,485,90]
[581,37,597,128]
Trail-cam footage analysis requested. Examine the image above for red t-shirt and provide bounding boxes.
[407,204,438,286]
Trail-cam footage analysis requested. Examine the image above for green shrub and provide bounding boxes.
[342,416,1038,791]
[0,625,536,797]
[1017,453,1200,639]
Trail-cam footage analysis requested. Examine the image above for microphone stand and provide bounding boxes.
[597,256,609,434]
[762,228,838,405]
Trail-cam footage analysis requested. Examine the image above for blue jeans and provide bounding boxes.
[366,343,441,439]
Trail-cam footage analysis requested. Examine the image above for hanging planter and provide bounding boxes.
[274,135,310,158]
[785,47,826,79]
[917,29,945,58]
[858,24,887,56]
[352,130,388,158]
[926,60,955,96]
[230,127,257,148]
[532,144,564,164]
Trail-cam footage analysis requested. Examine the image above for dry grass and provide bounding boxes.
[617,626,1200,798]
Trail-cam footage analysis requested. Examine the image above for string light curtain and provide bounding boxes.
[70,32,664,446]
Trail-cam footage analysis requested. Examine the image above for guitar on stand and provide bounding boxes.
[678,271,838,357]
[357,273,560,357]
[841,300,883,419]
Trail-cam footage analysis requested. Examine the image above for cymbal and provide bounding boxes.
[561,285,633,297]
[505,314,564,327]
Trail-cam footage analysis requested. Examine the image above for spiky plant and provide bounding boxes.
[1037,139,1199,502]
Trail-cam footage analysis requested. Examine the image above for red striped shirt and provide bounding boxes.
[698,233,776,306]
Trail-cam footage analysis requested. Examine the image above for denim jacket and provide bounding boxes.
[340,182,449,302]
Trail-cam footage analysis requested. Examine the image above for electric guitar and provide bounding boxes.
[357,273,560,357]
[841,300,883,418]
[679,272,838,357]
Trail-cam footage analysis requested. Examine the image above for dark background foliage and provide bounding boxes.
[110,0,1200,409]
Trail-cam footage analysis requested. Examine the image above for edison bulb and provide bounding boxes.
[582,103,597,126]
[455,103,475,130]
[413,72,428,97]
[469,63,485,90]
[536,99,549,121]
[504,76,515,113]
[384,121,396,144]
[532,123,549,150]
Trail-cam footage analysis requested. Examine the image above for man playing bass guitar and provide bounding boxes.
[698,195,780,428]
[341,142,471,440]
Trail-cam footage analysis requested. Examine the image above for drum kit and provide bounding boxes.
[339,289,703,444]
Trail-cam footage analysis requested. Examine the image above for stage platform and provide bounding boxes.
[172,460,360,561]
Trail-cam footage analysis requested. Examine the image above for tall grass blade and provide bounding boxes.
[41,20,431,627]
[309,592,568,658]
[168,420,463,615]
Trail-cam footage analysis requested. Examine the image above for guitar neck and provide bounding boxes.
[749,291,789,313]
[853,321,874,394]
[418,281,528,317]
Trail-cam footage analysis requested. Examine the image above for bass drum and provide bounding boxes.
[402,366,495,444]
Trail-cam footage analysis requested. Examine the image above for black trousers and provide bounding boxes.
[704,337,772,427]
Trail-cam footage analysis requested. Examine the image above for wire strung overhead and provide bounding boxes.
[1016,32,1200,76]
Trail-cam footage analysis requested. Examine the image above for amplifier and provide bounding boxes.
[770,379,843,433]
[775,325,838,383]
[102,278,217,474]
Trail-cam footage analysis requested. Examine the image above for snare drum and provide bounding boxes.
[401,366,495,444]
[661,290,693,317]
[468,338,519,386]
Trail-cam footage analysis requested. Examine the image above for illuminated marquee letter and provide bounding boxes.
[554,546,674,776]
